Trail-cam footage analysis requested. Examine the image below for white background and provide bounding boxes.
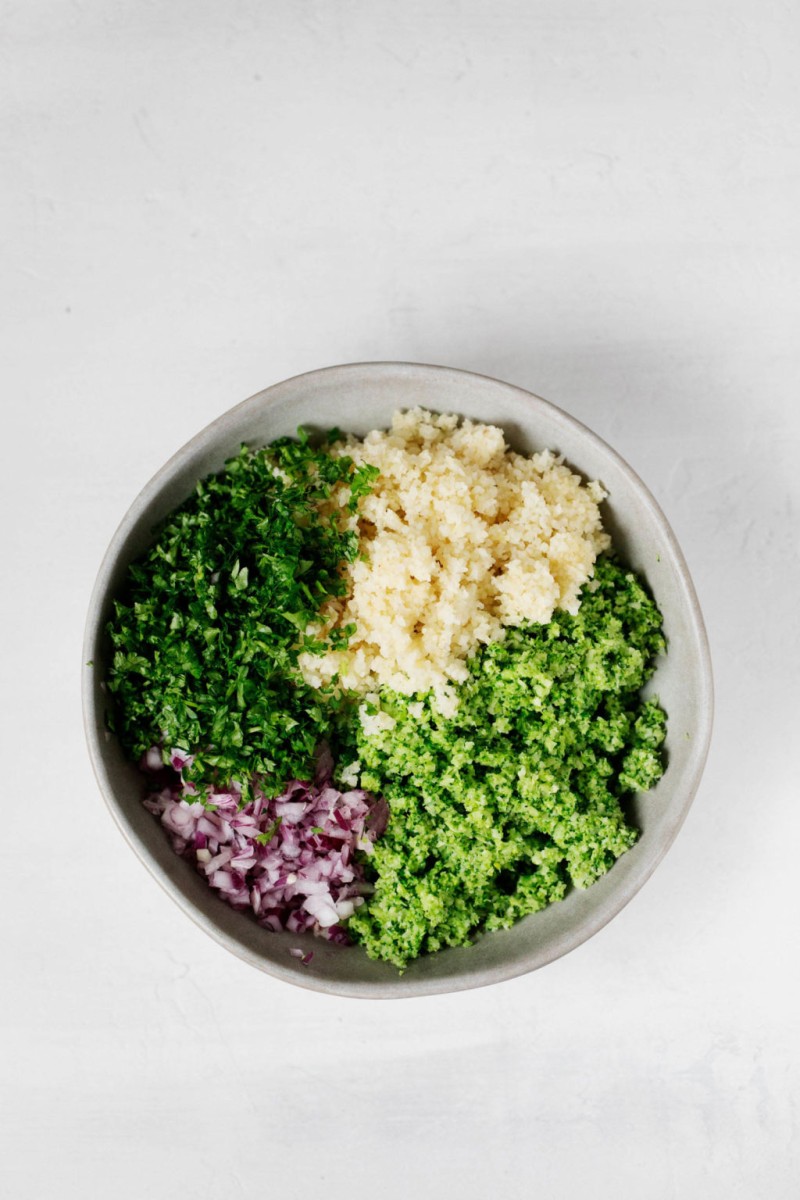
[2,2,799,1197]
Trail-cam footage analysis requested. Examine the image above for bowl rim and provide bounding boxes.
[82,360,714,997]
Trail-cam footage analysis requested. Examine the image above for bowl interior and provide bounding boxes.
[83,363,713,997]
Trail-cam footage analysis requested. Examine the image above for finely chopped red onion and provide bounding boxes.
[142,746,387,944]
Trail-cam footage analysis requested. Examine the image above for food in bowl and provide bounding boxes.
[105,407,666,971]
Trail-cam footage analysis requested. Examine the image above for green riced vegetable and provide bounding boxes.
[106,433,378,796]
[348,556,666,969]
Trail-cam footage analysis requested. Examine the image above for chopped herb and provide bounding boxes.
[106,433,377,797]
[255,817,282,846]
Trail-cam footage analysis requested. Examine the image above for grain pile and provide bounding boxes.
[298,408,609,709]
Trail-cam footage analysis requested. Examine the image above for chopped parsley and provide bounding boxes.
[106,432,378,797]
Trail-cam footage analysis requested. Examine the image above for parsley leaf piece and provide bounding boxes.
[106,433,376,797]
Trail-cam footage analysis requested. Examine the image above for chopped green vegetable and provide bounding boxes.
[347,556,667,969]
[106,434,377,797]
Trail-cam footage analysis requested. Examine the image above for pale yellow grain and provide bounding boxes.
[297,408,609,704]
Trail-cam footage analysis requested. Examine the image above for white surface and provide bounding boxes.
[2,2,799,1196]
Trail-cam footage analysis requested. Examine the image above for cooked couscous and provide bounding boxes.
[299,407,610,710]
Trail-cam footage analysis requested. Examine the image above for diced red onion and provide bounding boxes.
[141,745,384,945]
[144,746,164,772]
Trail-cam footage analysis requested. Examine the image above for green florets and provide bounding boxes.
[348,556,667,969]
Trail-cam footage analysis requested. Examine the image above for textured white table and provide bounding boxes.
[2,2,799,1197]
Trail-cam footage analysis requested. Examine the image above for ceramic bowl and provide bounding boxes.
[83,362,713,997]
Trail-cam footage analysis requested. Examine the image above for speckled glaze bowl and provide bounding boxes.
[83,362,713,997]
